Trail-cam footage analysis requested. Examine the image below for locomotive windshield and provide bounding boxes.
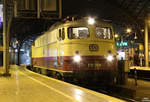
[68,27,89,39]
[95,27,113,39]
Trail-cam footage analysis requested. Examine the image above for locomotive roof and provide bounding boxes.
[35,19,113,42]
[48,19,112,31]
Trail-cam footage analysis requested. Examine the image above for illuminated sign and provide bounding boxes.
[116,42,128,47]
[0,4,3,22]
[0,4,3,28]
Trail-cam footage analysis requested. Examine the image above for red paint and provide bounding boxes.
[32,56,118,72]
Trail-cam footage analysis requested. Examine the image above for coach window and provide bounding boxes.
[68,27,89,39]
[62,28,65,40]
[59,29,62,41]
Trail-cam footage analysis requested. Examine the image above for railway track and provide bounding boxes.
[74,83,137,102]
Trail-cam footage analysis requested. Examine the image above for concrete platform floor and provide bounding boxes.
[0,65,125,102]
[124,78,150,100]
[128,66,150,100]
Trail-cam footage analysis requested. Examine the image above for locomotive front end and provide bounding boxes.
[63,20,118,84]
[71,44,118,84]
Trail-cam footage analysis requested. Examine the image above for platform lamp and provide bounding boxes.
[126,28,132,34]
[125,28,135,66]
[134,32,138,40]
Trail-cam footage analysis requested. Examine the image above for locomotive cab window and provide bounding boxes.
[95,27,113,39]
[58,29,62,41]
[62,28,65,40]
[68,27,89,39]
[58,28,65,41]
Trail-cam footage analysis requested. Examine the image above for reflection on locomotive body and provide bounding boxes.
[31,18,117,84]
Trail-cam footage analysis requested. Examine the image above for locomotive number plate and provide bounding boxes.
[88,63,102,69]
[89,44,99,51]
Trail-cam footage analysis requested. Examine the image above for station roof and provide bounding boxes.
[63,0,150,25]
[0,0,150,47]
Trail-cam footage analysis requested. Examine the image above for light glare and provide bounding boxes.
[141,29,144,32]
[88,18,95,25]
[107,55,114,62]
[73,55,81,62]
[114,34,118,38]
[126,28,132,33]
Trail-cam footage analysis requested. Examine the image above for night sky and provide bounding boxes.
[62,0,120,21]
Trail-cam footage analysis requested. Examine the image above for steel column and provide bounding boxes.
[3,0,10,76]
[59,0,62,19]
[144,20,149,67]
[37,0,41,19]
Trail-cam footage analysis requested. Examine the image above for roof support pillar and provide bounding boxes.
[3,0,10,76]
[144,20,149,67]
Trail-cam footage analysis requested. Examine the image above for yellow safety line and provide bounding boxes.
[20,71,79,102]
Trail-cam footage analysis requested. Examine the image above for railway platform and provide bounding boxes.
[0,65,125,102]
[116,66,150,101]
[129,66,150,80]
[130,66,150,71]
[117,78,150,101]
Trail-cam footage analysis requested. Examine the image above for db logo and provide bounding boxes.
[89,44,99,51]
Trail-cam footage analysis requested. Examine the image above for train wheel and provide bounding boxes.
[55,72,62,80]
[73,78,79,84]
[32,67,36,72]
[37,68,41,74]
[30,67,34,71]
[31,67,35,71]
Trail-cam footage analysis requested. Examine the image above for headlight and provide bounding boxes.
[107,55,114,62]
[88,17,95,25]
[73,55,81,62]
